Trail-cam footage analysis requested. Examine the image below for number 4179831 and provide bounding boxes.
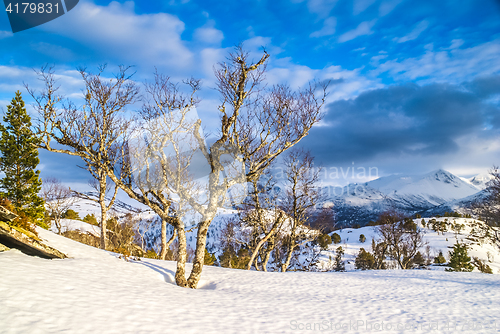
[5,2,59,14]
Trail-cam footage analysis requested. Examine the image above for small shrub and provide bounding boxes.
[62,209,80,220]
[331,232,341,244]
[359,234,366,243]
[204,248,216,266]
[144,249,158,259]
[317,234,332,249]
[83,213,98,226]
[412,251,426,268]
[334,246,345,272]
[433,251,446,264]
[355,248,375,270]
[219,246,250,269]
[472,257,493,274]
[61,230,100,248]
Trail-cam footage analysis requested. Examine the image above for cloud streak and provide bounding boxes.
[338,20,377,43]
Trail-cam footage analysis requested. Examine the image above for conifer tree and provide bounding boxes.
[446,242,473,272]
[0,91,45,225]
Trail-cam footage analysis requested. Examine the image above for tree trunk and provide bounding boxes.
[159,218,168,260]
[262,248,272,272]
[99,200,107,250]
[175,225,188,287]
[163,228,177,259]
[55,218,62,235]
[254,257,260,271]
[186,221,211,289]
[281,240,296,272]
[99,174,108,250]
[247,228,276,270]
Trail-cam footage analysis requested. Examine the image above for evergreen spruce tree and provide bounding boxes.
[0,91,45,226]
[446,242,473,272]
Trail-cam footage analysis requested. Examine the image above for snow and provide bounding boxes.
[49,219,101,236]
[468,172,495,190]
[321,218,500,274]
[2,224,500,333]
[366,169,480,205]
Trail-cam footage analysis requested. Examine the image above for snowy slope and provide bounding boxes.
[49,219,101,236]
[468,172,495,190]
[2,226,500,334]
[327,170,484,227]
[368,169,480,205]
[320,218,500,274]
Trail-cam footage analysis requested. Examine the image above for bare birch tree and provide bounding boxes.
[279,149,322,272]
[376,211,426,269]
[27,65,140,250]
[119,47,328,287]
[240,170,286,271]
[29,47,328,288]
[41,177,76,234]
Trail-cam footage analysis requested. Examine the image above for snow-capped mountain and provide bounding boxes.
[467,172,495,190]
[325,169,485,227]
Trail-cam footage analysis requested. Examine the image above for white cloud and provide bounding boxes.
[370,54,388,66]
[378,0,403,16]
[448,39,464,50]
[396,20,429,43]
[310,17,337,38]
[41,1,193,72]
[371,39,500,84]
[0,31,13,39]
[306,0,339,18]
[353,0,376,15]
[338,20,377,43]
[193,20,224,45]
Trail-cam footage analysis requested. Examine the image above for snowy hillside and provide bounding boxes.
[319,217,500,275]
[2,225,500,333]
[368,169,480,205]
[325,169,486,227]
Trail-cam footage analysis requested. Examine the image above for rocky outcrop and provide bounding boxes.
[0,222,67,259]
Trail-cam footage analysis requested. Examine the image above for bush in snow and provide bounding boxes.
[317,234,332,249]
[472,257,493,274]
[433,251,446,264]
[144,249,159,259]
[204,249,216,266]
[62,209,81,221]
[355,248,375,270]
[219,246,250,269]
[446,242,473,272]
[359,234,366,243]
[334,246,345,272]
[411,251,426,268]
[83,213,98,226]
[331,233,341,244]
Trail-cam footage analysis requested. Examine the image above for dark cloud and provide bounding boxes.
[465,75,500,98]
[302,81,500,167]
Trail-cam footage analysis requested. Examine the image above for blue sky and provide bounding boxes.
[1,0,500,186]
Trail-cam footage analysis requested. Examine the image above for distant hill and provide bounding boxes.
[322,169,489,227]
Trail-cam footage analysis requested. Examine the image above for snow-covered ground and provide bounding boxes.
[320,218,500,274]
[2,226,500,333]
[49,218,101,236]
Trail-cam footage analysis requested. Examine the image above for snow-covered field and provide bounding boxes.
[320,218,500,274]
[49,218,101,236]
[1,227,500,333]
